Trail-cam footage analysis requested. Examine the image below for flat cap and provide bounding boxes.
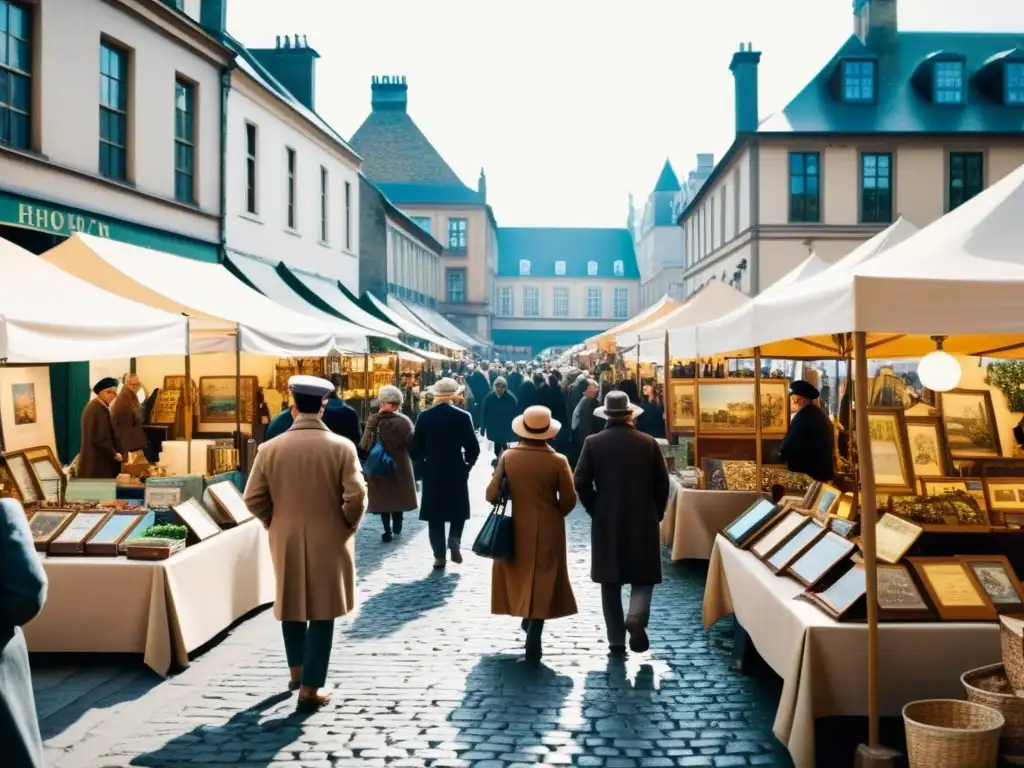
[288,375,334,398]
[789,380,820,400]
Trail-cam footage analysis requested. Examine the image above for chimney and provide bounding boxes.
[478,168,487,201]
[370,75,408,113]
[249,35,321,112]
[729,42,761,135]
[854,0,898,47]
[199,0,226,39]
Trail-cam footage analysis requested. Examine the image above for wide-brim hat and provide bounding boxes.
[594,390,644,420]
[512,405,561,441]
[431,377,460,396]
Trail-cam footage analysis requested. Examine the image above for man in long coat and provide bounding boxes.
[778,380,836,482]
[466,364,490,428]
[244,376,366,711]
[574,391,670,655]
[411,377,480,569]
[78,377,122,478]
[111,374,148,463]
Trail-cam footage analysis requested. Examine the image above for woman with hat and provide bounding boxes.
[77,377,123,479]
[487,405,577,663]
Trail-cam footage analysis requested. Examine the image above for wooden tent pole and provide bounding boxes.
[754,348,762,493]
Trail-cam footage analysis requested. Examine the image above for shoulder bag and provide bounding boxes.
[472,454,514,561]
[363,424,396,477]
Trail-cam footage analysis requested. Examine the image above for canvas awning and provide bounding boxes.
[0,236,187,362]
[363,292,465,352]
[282,267,402,338]
[43,234,335,356]
[589,295,679,352]
[389,296,487,350]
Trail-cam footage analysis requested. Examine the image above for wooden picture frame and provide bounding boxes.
[877,563,933,620]
[3,450,43,505]
[786,530,856,589]
[905,415,954,479]
[759,379,791,436]
[669,379,696,431]
[85,512,145,556]
[888,492,991,534]
[866,407,917,495]
[938,388,1002,460]
[721,498,783,548]
[801,481,821,508]
[802,564,866,620]
[959,555,1024,613]
[750,510,808,560]
[205,481,254,527]
[983,477,1024,527]
[49,510,111,555]
[808,483,842,523]
[766,518,826,574]
[198,376,259,424]
[832,493,857,521]
[148,388,182,426]
[28,509,74,551]
[22,444,62,504]
[875,513,923,565]
[828,516,858,538]
[697,380,757,435]
[172,498,221,542]
[907,557,997,621]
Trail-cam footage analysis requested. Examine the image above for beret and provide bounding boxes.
[93,377,119,394]
[790,380,820,400]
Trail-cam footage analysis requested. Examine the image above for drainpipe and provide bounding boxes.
[217,64,233,263]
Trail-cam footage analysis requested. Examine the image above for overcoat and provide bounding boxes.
[359,411,417,514]
[244,414,366,622]
[410,402,480,523]
[78,397,120,478]
[487,444,578,620]
[778,402,836,482]
[506,370,524,393]
[0,498,47,768]
[480,390,518,446]
[110,387,147,453]
[574,422,670,585]
[322,399,362,450]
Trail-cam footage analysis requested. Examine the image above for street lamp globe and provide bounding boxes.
[918,349,961,392]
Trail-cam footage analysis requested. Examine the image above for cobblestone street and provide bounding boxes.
[34,446,793,768]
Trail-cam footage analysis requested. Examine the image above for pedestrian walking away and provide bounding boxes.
[574,390,670,655]
[244,375,367,711]
[410,377,480,570]
[359,385,417,542]
[480,375,518,466]
[488,406,578,663]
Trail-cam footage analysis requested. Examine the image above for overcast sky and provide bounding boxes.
[228,0,1023,228]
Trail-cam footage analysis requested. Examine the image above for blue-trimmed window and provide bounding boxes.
[447,217,467,253]
[446,268,465,303]
[861,153,892,224]
[934,60,965,104]
[174,79,195,203]
[789,152,820,223]
[518,259,530,276]
[842,60,874,103]
[613,259,624,276]
[0,0,32,150]
[1007,63,1024,105]
[949,152,983,211]
[410,216,431,234]
[100,42,128,180]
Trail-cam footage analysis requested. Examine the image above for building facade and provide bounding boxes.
[492,228,640,359]
[349,76,497,340]
[678,0,1024,299]
[632,160,685,308]
[0,0,232,262]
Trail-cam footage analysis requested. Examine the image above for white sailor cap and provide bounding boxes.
[288,375,334,398]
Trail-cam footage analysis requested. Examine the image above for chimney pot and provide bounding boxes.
[729,44,761,135]
[370,73,409,113]
[275,35,281,48]
[198,0,226,38]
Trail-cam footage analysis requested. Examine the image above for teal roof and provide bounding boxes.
[492,328,598,353]
[378,182,483,206]
[496,228,639,279]
[653,159,681,193]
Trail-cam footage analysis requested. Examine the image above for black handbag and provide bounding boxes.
[473,459,514,561]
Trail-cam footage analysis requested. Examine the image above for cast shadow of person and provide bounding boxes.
[128,691,313,767]
[580,658,664,742]
[345,571,460,640]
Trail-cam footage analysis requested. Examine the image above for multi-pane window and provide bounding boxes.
[446,269,465,303]
[934,61,965,104]
[0,1,31,150]
[99,42,128,180]
[613,259,624,276]
[587,260,598,276]
[789,152,820,223]
[519,259,530,276]
[861,153,892,224]
[523,287,540,317]
[555,260,566,276]
[173,79,195,203]
[344,181,351,249]
[245,123,257,214]
[842,60,874,103]
[447,218,467,252]
[553,287,569,317]
[613,288,629,319]
[285,148,296,228]
[949,152,983,210]
[498,287,513,316]
[319,166,328,242]
[410,216,431,234]
[1007,63,1024,104]
[586,288,602,318]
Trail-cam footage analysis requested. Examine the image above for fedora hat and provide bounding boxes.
[594,390,644,420]
[431,377,460,396]
[512,405,562,441]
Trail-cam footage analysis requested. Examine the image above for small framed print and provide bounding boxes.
[4,450,42,505]
[22,445,62,504]
[808,483,842,522]
[983,478,1024,526]
[786,530,856,589]
[205,481,254,527]
[905,415,954,479]
[766,518,826,575]
[875,513,923,564]
[959,556,1024,613]
[907,557,997,621]
[49,511,110,555]
[750,510,807,560]
[866,407,917,495]
[721,498,783,548]
[877,563,933,620]
[801,481,821,508]
[172,498,221,542]
[803,564,866,620]
[920,476,987,514]
[828,516,858,539]
[888,492,990,533]
[832,493,856,521]
[29,510,73,551]
[938,389,1001,460]
[85,513,145,556]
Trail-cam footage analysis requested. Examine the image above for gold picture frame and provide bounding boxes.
[3,450,42,505]
[905,415,953,479]
[758,379,791,436]
[669,379,696,431]
[198,376,259,424]
[866,407,916,495]
[939,389,1002,460]
[808,483,842,522]
[697,379,790,436]
[983,477,1024,526]
[907,557,997,621]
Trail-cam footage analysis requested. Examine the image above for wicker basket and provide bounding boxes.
[962,663,1024,757]
[1001,617,1024,692]
[903,699,1004,768]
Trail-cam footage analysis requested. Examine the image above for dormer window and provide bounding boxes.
[613,260,625,276]
[842,60,875,103]
[555,260,566,276]
[519,259,530,276]
[934,60,965,104]
[1007,63,1024,104]
[587,260,598,276]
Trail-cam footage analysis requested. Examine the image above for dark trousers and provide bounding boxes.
[600,584,653,647]
[428,519,465,558]
[380,511,404,534]
[282,619,335,688]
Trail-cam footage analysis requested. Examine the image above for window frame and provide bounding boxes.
[948,151,984,211]
[842,59,875,104]
[860,151,893,224]
[553,286,569,318]
[613,287,629,320]
[788,151,821,223]
[613,259,624,277]
[933,60,966,105]
[446,267,466,303]
[0,0,32,150]
[285,147,296,229]
[498,286,513,317]
[522,286,540,318]
[1006,62,1024,105]
[586,287,602,319]
[554,260,566,276]
[518,259,530,276]
[344,180,351,250]
[173,78,196,204]
[319,165,329,243]
[244,122,258,214]
[587,260,598,277]
[410,216,431,234]
[99,40,129,181]
[447,217,467,253]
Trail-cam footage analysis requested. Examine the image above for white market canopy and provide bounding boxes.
[364,292,465,352]
[0,236,187,363]
[43,234,335,357]
[390,295,488,350]
[590,295,679,352]
[287,269,402,338]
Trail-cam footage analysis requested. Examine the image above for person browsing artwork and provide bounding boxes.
[777,380,836,483]
[77,377,122,479]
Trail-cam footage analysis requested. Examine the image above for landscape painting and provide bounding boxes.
[670,381,696,430]
[759,381,790,435]
[698,383,755,434]
[940,390,1001,459]
[12,383,36,425]
[198,376,257,424]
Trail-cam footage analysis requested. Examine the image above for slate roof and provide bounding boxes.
[653,159,682,193]
[496,228,640,279]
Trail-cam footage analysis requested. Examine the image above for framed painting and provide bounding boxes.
[22,445,62,504]
[766,518,826,574]
[759,379,790,436]
[905,416,953,479]
[750,510,808,560]
[198,376,259,424]
[205,481,254,527]
[959,555,1024,614]
[785,530,856,589]
[828,516,858,538]
[29,509,74,551]
[721,498,783,548]
[172,498,221,542]
[3,450,42,505]
[888,492,990,533]
[805,564,866,620]
[982,477,1024,526]
[875,513,923,565]
[808,483,842,523]
[669,380,696,431]
[939,389,1001,460]
[698,381,756,435]
[866,407,916,495]
[876,563,933,620]
[907,557,997,621]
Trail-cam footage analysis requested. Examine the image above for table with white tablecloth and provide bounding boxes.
[701,535,1000,768]
[660,488,764,560]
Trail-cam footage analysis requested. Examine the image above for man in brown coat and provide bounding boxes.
[244,376,366,711]
[78,377,122,479]
[574,391,670,655]
[110,375,148,463]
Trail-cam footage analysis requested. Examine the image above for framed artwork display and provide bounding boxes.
[766,519,825,574]
[669,380,696,431]
[828,517,858,538]
[3,450,42,505]
[983,478,1024,526]
[698,381,756,435]
[49,511,110,555]
[85,513,144,556]
[832,493,856,521]
[938,389,1001,460]
[23,445,62,504]
[205,481,254,527]
[750,510,807,560]
[198,376,259,424]
[29,510,73,551]
[888,492,990,533]
[804,564,866,620]
[877,563,932,620]
[721,498,782,548]
[758,379,791,436]
[786,530,856,588]
[866,407,916,495]
[808,483,842,522]
[801,481,820,508]
[875,513,923,564]
[172,498,221,541]
[959,555,1024,612]
[907,557,997,621]
[148,389,182,426]
[905,415,953,478]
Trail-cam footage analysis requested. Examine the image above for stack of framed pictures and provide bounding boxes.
[2,445,63,507]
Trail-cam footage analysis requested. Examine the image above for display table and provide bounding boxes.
[660,488,763,560]
[24,520,274,677]
[702,535,1000,768]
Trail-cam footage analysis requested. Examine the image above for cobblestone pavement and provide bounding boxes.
[37,443,793,768]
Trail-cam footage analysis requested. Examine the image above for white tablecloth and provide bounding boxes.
[660,488,764,560]
[702,535,1000,768]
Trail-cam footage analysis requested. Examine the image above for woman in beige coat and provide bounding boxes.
[487,405,577,663]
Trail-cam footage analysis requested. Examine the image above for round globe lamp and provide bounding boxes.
[917,337,961,392]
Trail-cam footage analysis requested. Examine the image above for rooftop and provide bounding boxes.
[496,228,640,279]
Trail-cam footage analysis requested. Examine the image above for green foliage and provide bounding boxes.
[140,523,188,540]
[986,361,1024,413]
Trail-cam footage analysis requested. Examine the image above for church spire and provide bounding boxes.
[653,159,681,193]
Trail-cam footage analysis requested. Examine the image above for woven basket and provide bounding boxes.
[903,699,1004,768]
[1001,618,1024,692]
[962,663,1024,756]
